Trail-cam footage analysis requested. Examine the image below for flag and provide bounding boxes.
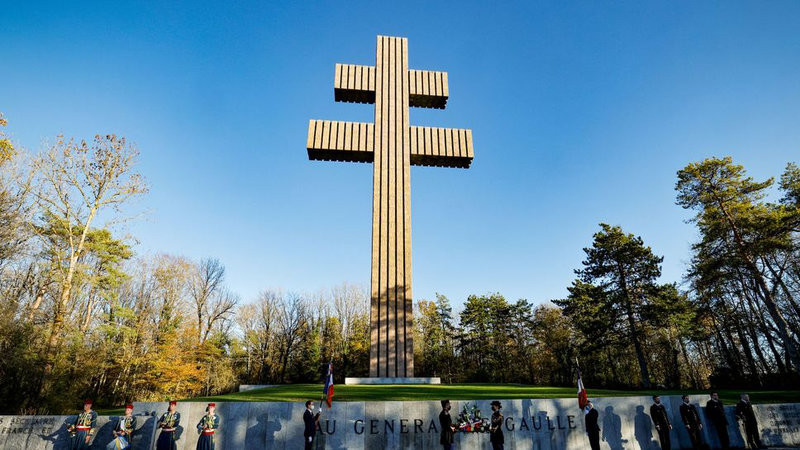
[323,362,334,408]
[577,363,588,410]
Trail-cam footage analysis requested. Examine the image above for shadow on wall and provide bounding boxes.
[602,405,626,450]
[634,405,656,450]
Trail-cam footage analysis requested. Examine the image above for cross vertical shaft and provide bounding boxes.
[306,35,473,381]
[371,36,412,377]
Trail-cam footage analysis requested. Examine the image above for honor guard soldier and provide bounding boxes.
[706,392,730,449]
[650,395,672,450]
[107,404,137,450]
[439,400,456,450]
[196,402,220,450]
[489,400,505,450]
[679,395,704,449]
[68,399,97,450]
[736,393,765,449]
[584,400,601,450]
[156,400,181,450]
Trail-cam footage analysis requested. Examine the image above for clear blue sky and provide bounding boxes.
[3,1,800,310]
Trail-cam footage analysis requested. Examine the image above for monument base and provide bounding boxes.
[344,377,441,385]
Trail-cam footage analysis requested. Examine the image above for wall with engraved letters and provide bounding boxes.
[1,396,799,449]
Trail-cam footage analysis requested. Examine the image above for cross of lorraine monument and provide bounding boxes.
[306,36,473,382]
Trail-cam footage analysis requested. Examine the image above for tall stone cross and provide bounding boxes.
[306,36,473,378]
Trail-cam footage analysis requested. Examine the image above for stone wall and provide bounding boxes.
[2,396,799,449]
[0,413,154,450]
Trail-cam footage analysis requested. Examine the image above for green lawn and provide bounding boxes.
[189,384,800,406]
[95,385,800,415]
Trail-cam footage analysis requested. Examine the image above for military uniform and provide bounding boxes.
[156,404,181,450]
[585,406,600,450]
[106,409,137,450]
[679,401,703,449]
[196,404,220,450]
[736,399,763,449]
[650,401,671,450]
[706,398,729,448]
[68,403,97,450]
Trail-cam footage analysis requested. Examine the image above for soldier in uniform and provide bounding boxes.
[196,402,220,450]
[706,392,730,449]
[650,395,672,450]
[584,400,600,450]
[107,404,137,450]
[68,399,97,450]
[679,395,704,449]
[439,399,456,450]
[156,400,181,450]
[489,400,504,450]
[736,393,764,449]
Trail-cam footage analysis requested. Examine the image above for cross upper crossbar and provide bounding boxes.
[334,64,450,109]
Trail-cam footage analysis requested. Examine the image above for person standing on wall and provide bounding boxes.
[650,395,672,450]
[440,399,456,450]
[303,400,321,450]
[489,400,504,450]
[736,394,765,449]
[584,400,601,450]
[680,395,704,449]
[706,392,730,449]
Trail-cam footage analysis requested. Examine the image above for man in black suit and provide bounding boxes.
[680,395,704,449]
[303,400,320,450]
[736,394,764,449]
[650,395,672,449]
[439,399,456,450]
[584,400,601,450]
[706,392,729,449]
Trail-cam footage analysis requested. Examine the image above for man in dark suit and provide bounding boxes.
[439,399,456,450]
[680,395,704,449]
[706,392,729,449]
[584,400,601,450]
[303,400,320,450]
[736,394,764,449]
[650,395,672,449]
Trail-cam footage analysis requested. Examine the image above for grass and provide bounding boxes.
[187,384,800,406]
[94,385,800,414]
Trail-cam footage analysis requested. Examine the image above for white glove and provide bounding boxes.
[308,436,312,443]
[317,407,322,414]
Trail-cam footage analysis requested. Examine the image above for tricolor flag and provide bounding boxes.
[323,362,334,408]
[577,362,588,410]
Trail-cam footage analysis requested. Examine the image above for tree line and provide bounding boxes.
[1,114,798,414]
[414,157,800,391]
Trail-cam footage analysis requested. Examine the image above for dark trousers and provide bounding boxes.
[491,443,504,450]
[656,426,671,449]
[744,422,762,448]
[588,430,601,450]
[712,421,729,449]
[304,435,314,450]
[687,426,702,448]
[441,444,454,450]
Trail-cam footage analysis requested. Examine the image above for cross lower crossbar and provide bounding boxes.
[307,120,473,168]
[334,64,449,109]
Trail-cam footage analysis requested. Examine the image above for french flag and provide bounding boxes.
[323,362,334,408]
[577,361,588,410]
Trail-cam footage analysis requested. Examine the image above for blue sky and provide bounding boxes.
[3,1,800,310]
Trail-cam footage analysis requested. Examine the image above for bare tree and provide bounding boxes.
[30,134,147,365]
[276,292,305,382]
